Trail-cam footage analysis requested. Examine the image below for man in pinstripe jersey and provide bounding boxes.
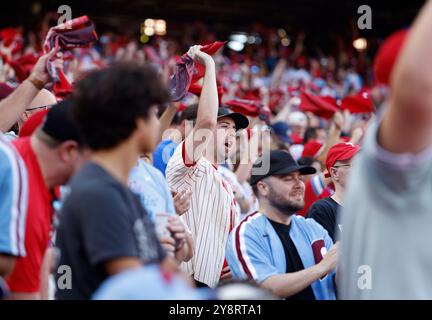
[166,45,249,288]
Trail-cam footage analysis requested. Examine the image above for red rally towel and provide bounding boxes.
[169,41,226,102]
[43,15,98,97]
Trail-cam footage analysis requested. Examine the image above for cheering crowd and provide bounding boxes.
[1,1,432,300]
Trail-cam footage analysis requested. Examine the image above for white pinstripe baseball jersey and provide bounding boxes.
[166,141,239,287]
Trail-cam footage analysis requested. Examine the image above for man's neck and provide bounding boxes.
[30,135,57,189]
[203,144,221,167]
[331,187,344,205]
[259,202,293,225]
[91,140,140,186]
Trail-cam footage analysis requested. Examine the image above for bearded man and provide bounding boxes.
[226,150,338,300]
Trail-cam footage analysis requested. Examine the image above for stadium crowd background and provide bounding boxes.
[0,0,430,300]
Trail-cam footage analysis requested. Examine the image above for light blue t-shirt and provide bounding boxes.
[153,139,178,176]
[128,159,175,221]
[92,264,213,300]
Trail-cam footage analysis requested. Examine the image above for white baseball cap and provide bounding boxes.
[287,111,307,127]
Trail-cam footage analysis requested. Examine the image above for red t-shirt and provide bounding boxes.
[7,137,53,293]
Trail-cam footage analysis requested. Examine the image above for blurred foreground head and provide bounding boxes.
[73,63,170,153]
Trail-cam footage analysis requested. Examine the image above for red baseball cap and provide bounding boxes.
[341,89,375,114]
[373,29,409,85]
[325,142,360,178]
[302,139,324,158]
[18,109,49,138]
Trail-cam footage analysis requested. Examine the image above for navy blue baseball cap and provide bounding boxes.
[270,122,292,144]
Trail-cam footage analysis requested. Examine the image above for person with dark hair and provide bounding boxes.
[269,122,291,151]
[303,127,327,145]
[5,100,88,299]
[55,63,186,299]
[226,150,338,300]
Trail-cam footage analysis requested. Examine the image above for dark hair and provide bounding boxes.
[179,103,198,123]
[171,112,180,126]
[251,176,269,199]
[251,183,259,198]
[303,127,319,144]
[73,63,170,150]
[298,156,315,166]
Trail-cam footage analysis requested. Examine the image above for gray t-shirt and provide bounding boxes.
[55,162,166,300]
[339,118,432,299]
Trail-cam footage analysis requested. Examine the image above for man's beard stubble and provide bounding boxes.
[267,184,305,215]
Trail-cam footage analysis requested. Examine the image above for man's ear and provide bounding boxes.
[135,117,148,134]
[257,180,269,198]
[58,141,79,162]
[331,167,338,181]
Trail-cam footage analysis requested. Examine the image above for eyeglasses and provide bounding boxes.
[332,164,353,169]
[25,104,54,112]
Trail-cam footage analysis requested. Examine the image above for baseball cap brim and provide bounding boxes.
[251,164,316,185]
[217,112,249,131]
[272,164,317,177]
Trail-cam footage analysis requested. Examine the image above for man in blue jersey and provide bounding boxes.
[0,137,28,280]
[226,150,338,300]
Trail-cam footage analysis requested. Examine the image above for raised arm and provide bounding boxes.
[381,0,432,154]
[183,46,218,165]
[317,111,343,166]
[0,50,57,132]
[158,102,179,143]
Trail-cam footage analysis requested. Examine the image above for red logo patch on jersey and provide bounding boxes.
[311,239,327,265]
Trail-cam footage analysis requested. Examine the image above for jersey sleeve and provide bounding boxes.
[0,140,28,257]
[226,219,279,284]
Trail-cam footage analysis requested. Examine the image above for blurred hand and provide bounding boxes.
[172,189,192,215]
[333,111,344,131]
[220,266,232,282]
[231,184,243,200]
[51,51,64,70]
[318,242,339,276]
[350,127,364,144]
[28,49,60,85]
[167,215,187,251]
[186,45,213,65]
[159,235,176,257]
